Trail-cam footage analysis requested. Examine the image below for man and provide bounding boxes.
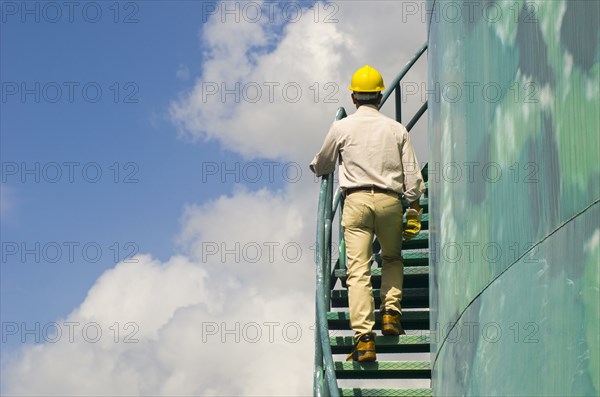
[309,65,425,362]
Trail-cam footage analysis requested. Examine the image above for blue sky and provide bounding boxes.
[2,1,201,327]
[1,1,287,334]
[1,1,428,394]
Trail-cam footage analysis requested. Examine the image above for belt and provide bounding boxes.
[345,186,398,196]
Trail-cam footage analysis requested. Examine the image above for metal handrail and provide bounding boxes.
[406,101,429,131]
[313,109,346,397]
[314,175,328,395]
[380,42,428,123]
[313,41,429,397]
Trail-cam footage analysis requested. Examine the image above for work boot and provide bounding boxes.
[381,308,405,336]
[346,333,376,362]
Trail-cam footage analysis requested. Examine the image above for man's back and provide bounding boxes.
[310,104,423,203]
[334,105,407,187]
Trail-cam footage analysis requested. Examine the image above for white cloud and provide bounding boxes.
[170,0,429,162]
[4,1,429,395]
[3,189,316,396]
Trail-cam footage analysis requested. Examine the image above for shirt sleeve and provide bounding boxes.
[309,123,339,177]
[400,129,425,203]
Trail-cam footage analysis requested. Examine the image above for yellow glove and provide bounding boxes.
[403,208,423,239]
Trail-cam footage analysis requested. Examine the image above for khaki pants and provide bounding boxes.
[341,191,404,340]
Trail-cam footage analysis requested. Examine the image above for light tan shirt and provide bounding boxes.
[309,105,425,203]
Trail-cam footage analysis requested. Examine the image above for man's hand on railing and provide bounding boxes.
[403,208,423,239]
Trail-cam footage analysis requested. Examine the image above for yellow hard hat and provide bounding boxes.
[348,65,385,92]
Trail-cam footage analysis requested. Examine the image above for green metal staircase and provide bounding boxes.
[333,195,432,397]
[314,43,430,397]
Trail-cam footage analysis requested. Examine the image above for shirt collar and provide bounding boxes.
[357,104,379,112]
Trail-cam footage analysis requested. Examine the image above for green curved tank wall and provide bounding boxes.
[426,0,599,395]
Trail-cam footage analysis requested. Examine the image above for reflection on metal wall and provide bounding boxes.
[427,0,599,395]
